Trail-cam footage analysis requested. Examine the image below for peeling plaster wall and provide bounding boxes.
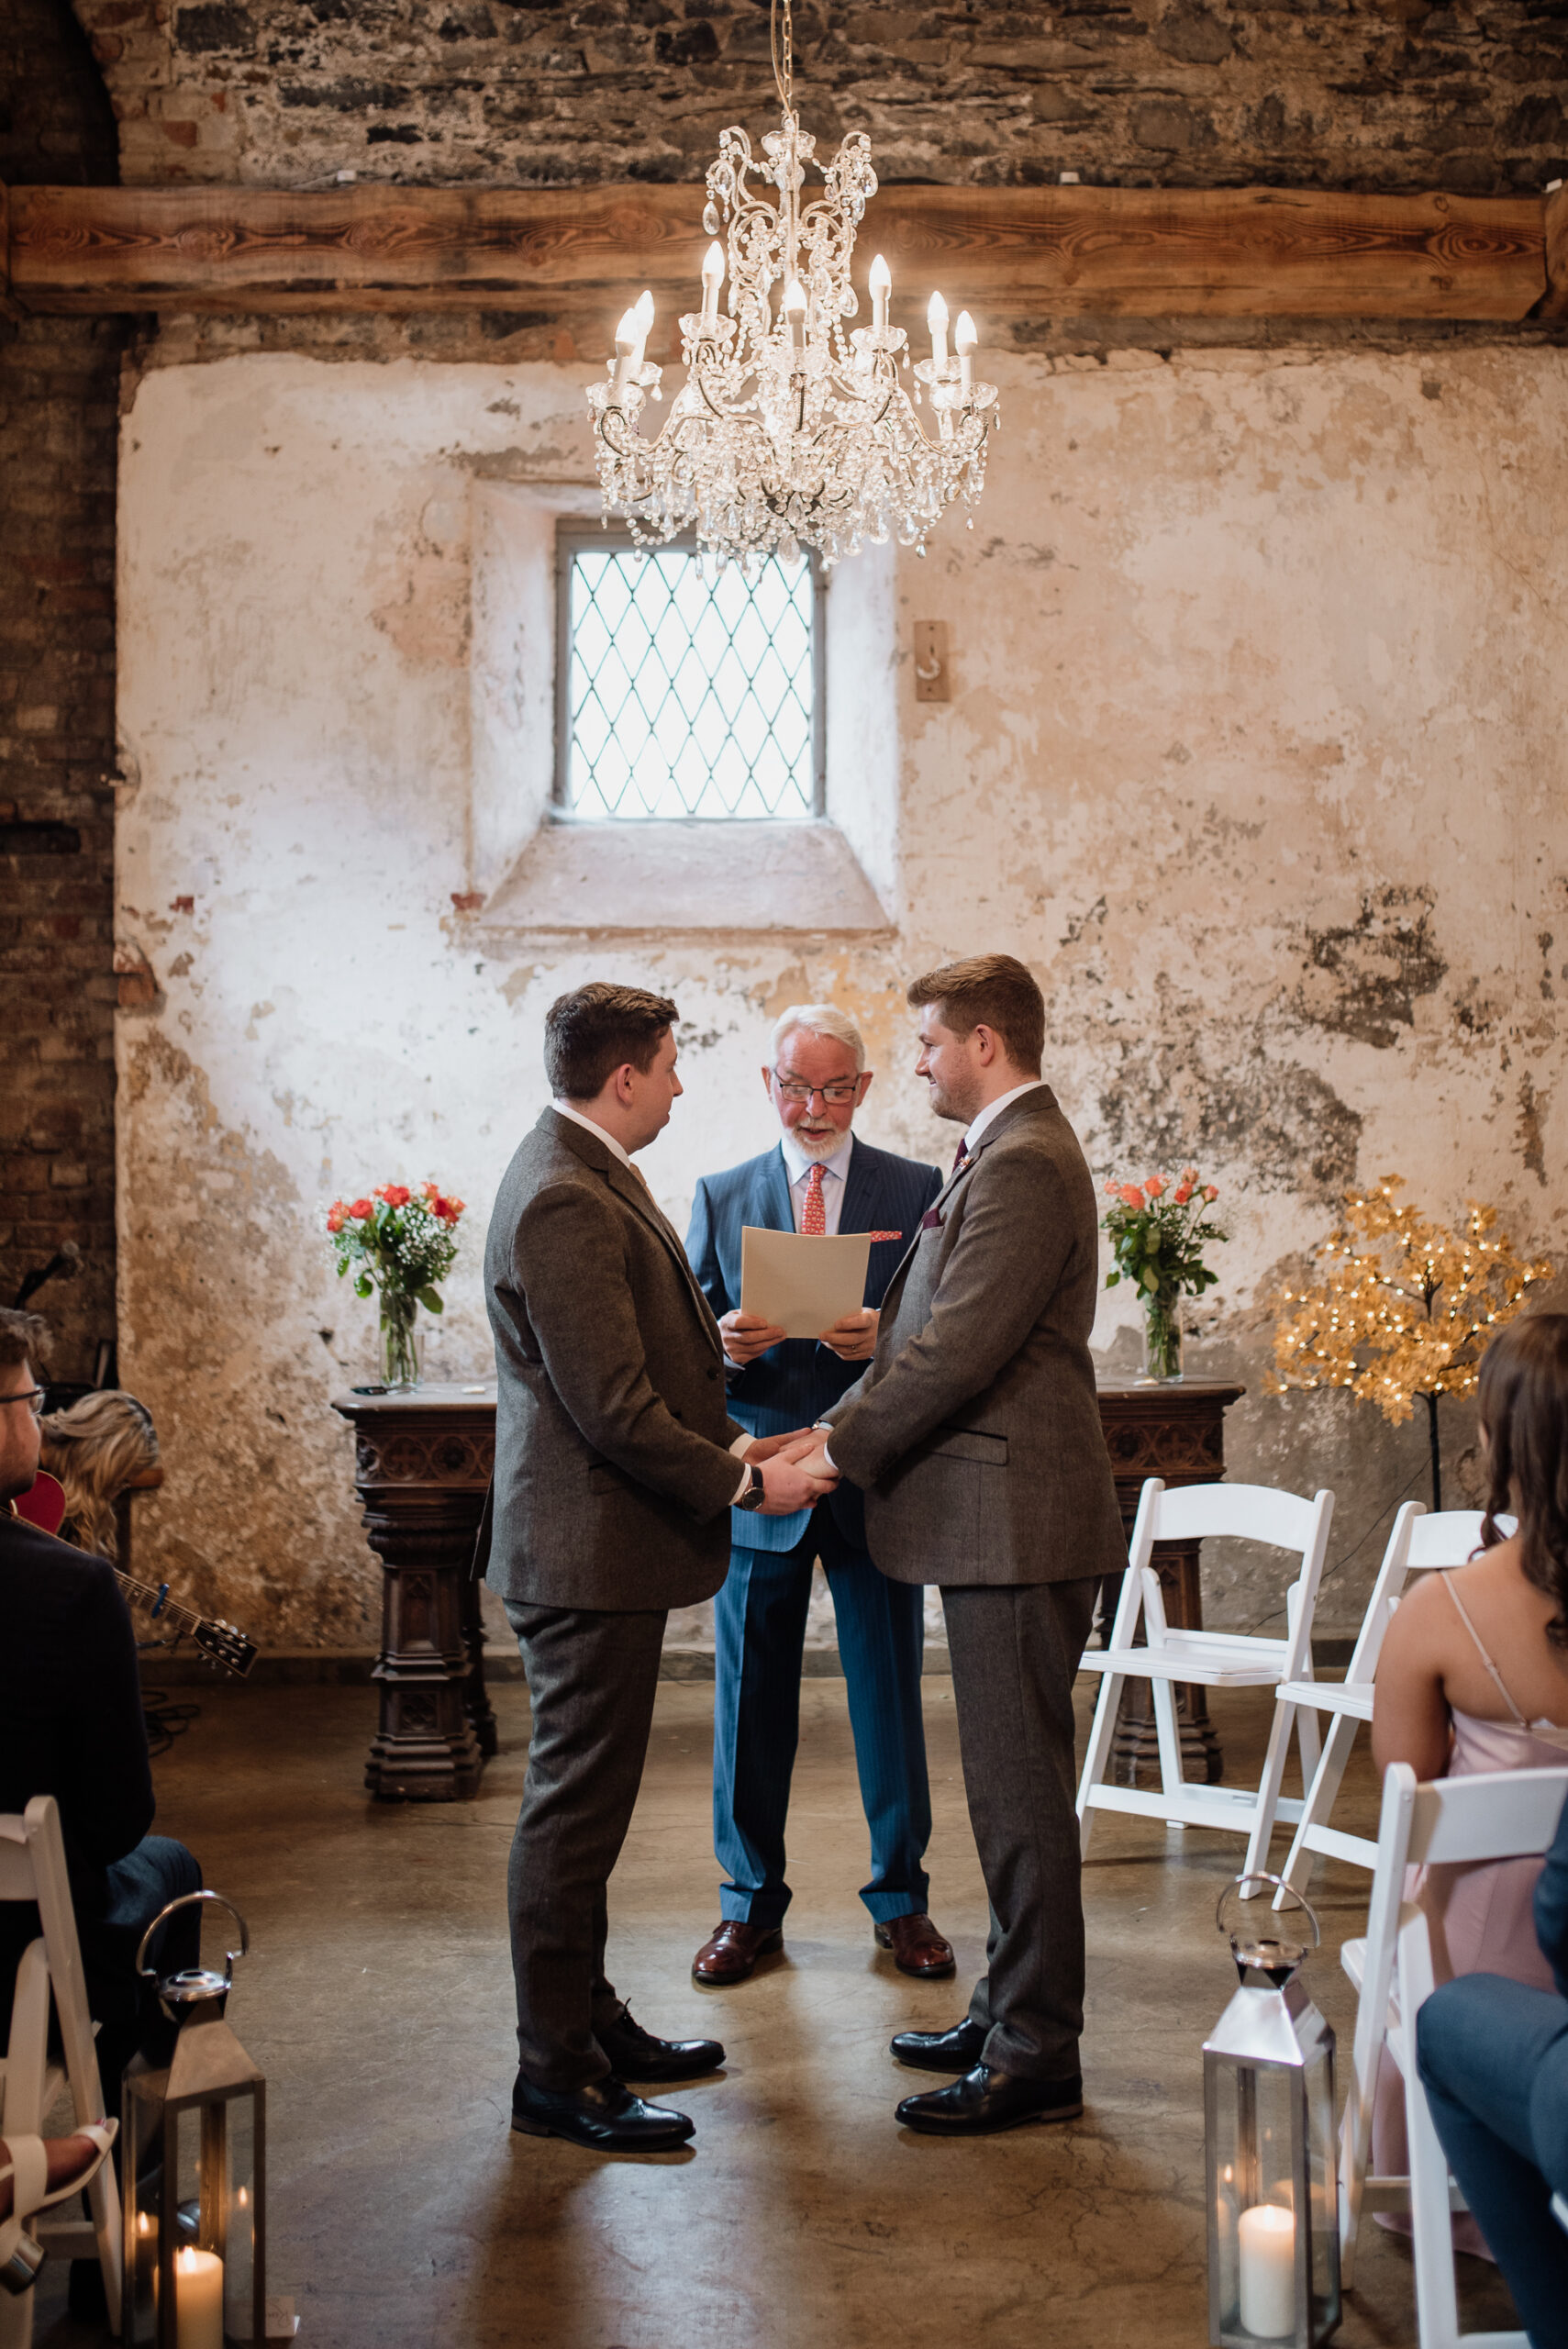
[116,342,1568,1650]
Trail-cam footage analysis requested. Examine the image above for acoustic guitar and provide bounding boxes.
[9,1471,258,1681]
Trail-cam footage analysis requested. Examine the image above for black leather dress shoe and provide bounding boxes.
[511,2071,695,2152]
[597,2008,725,2081]
[890,2020,988,2073]
[895,2064,1084,2136]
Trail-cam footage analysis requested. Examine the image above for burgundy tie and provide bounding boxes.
[952,1139,970,1174]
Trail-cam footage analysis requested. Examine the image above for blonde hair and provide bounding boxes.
[39,1390,160,1563]
[768,1002,866,1072]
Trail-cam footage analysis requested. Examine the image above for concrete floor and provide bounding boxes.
[32,1675,1518,2349]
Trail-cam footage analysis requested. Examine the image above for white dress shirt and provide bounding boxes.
[551,1101,753,1496]
[780,1128,855,1232]
[962,1077,1048,1156]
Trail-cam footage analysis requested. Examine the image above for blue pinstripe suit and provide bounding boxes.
[687,1135,943,1928]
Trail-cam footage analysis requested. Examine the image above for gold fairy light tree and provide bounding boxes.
[1269,1175,1551,1510]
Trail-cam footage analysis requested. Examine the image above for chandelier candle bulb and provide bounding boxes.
[954,310,977,396]
[701,239,725,325]
[610,306,641,397]
[928,290,950,371]
[784,276,807,352]
[870,251,891,329]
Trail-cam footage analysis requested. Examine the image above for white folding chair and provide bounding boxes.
[1338,1758,1568,2342]
[1274,1509,1514,1897]
[0,1797,122,2346]
[1076,1478,1335,1879]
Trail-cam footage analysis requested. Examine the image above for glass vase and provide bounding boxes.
[1141,1293,1184,1384]
[379,1291,421,1391]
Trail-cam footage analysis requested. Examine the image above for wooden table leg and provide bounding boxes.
[358,1492,484,1803]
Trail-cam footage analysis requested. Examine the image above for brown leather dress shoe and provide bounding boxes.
[874,1913,957,1977]
[691,1920,784,1986]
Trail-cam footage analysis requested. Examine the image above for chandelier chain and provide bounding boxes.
[771,0,793,119]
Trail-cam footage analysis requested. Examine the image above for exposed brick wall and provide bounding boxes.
[1,0,124,1379]
[72,0,1568,197]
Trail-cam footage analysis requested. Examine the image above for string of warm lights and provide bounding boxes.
[1267,1175,1551,1508]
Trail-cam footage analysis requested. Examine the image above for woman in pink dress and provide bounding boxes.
[1371,1311,1568,2255]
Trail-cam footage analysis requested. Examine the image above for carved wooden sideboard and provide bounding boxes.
[332,1386,498,1802]
[334,1375,1243,1802]
[1095,1376,1246,1785]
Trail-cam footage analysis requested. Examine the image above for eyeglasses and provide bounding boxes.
[772,1075,862,1105]
[0,1387,46,1419]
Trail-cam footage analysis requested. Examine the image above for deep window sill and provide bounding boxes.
[476,819,891,936]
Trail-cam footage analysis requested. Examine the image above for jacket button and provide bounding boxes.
[707,1366,719,1380]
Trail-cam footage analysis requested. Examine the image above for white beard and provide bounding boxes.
[791,1124,843,1162]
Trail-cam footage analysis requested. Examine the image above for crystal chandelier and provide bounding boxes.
[585,0,999,570]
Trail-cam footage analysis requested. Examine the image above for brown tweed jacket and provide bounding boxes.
[480,1107,747,1611]
[822,1086,1127,1590]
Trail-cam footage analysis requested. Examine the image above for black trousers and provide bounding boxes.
[940,1576,1099,2084]
[505,1601,668,2093]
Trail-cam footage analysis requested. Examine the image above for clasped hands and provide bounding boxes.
[743,1426,840,1515]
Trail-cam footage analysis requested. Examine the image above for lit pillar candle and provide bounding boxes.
[701,239,725,325]
[174,2246,224,2349]
[954,308,977,396]
[1238,2204,1296,2339]
[784,276,807,354]
[927,289,949,371]
[870,251,891,330]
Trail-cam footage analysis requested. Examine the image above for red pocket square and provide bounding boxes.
[920,1207,943,1232]
[866,1230,902,1242]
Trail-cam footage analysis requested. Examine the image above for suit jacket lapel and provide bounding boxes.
[879,1089,1059,1303]
[838,1134,874,1239]
[544,1109,722,1356]
[761,1143,795,1235]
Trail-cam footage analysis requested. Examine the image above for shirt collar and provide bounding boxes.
[964,1080,1047,1155]
[780,1128,855,1187]
[551,1099,634,1172]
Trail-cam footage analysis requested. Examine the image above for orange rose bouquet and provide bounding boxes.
[1100,1167,1227,1383]
[321,1181,466,1389]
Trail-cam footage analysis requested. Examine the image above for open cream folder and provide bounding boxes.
[740,1226,873,1341]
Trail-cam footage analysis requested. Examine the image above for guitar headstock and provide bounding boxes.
[194,1619,258,1680]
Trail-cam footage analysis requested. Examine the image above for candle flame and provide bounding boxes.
[954,309,978,353]
[784,277,807,321]
[870,252,892,295]
[927,290,949,331]
[613,306,641,353]
[702,240,725,284]
[633,288,655,331]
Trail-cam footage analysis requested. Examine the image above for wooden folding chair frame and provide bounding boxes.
[1338,1759,1568,2346]
[0,1796,122,2345]
[1076,1478,1336,1881]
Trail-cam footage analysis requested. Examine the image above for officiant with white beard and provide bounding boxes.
[684,1006,950,1987]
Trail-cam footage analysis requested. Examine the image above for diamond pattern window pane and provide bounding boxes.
[562,544,817,820]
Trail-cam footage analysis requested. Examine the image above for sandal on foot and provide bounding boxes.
[0,2122,117,2298]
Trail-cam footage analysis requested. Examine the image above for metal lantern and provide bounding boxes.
[122,1892,265,2348]
[1204,1876,1341,2348]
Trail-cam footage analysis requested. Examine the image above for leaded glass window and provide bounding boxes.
[554,525,825,820]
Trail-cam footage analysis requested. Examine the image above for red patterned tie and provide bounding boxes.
[801,1163,827,1235]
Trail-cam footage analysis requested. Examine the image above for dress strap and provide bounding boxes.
[1440,1572,1530,1727]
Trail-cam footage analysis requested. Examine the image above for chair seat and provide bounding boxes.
[1276,1675,1374,1720]
[1080,1636,1289,1688]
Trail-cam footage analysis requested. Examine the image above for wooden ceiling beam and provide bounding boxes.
[2,180,1549,325]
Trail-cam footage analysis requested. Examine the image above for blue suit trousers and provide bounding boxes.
[713,1506,931,1929]
[1416,1972,1568,2347]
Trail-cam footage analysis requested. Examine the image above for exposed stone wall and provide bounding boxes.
[72,0,1568,199]
[113,344,1566,1649]
[0,0,124,1380]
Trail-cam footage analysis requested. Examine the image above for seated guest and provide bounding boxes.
[1373,1312,1568,2252]
[1417,1786,1568,2347]
[39,1389,160,1561]
[0,1310,201,2138]
[685,1003,950,1985]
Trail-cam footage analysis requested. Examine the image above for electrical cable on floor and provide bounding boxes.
[139,1681,200,1759]
[1239,1448,1437,1638]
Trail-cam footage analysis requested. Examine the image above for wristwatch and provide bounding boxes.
[735,1464,767,1512]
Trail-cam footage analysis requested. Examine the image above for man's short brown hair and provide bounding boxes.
[544,984,680,1102]
[907,953,1045,1074]
[0,1308,50,1372]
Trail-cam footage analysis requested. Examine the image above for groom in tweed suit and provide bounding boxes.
[685,1005,948,1986]
[791,954,1127,2136]
[480,984,834,2154]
